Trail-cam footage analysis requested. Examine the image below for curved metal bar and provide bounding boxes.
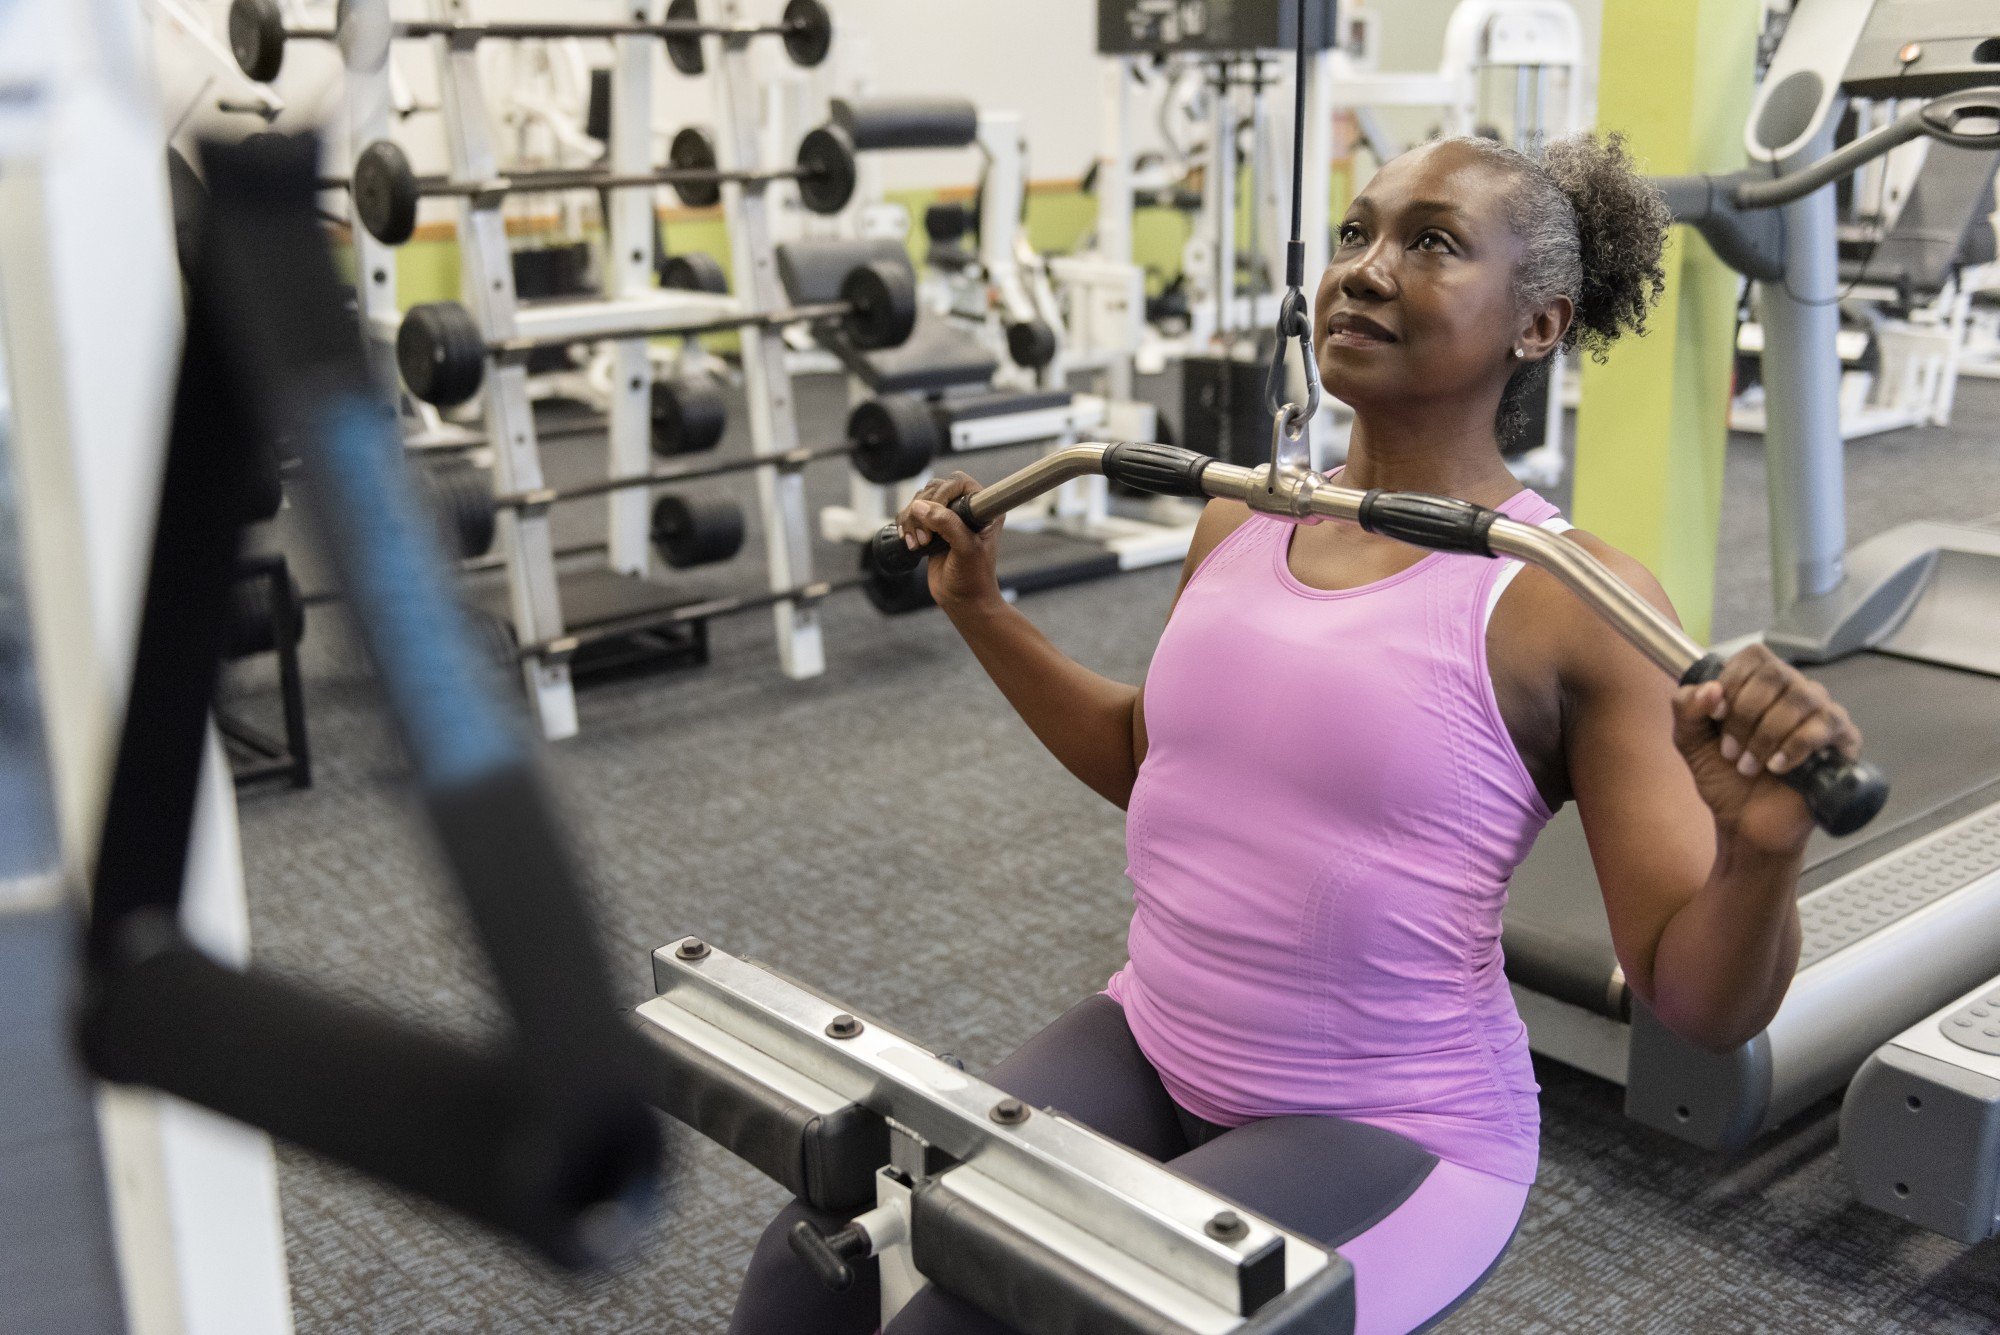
[952,445,1703,678]
[1734,88,2000,210]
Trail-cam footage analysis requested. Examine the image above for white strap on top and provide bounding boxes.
[1482,515,1575,632]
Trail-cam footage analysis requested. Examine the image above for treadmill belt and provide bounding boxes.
[1502,653,2000,1016]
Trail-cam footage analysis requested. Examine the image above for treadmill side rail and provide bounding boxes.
[1842,1045,2000,1243]
[1625,1009,1774,1150]
[1625,845,2000,1150]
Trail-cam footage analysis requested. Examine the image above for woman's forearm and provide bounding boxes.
[943,593,1143,808]
[1647,836,1804,1051]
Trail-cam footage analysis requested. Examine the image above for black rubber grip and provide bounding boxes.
[1355,490,1499,556]
[1101,440,1213,499]
[866,497,981,574]
[79,941,662,1270]
[1677,654,1890,837]
[831,97,980,151]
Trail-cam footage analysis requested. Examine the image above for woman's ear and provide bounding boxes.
[1519,295,1574,361]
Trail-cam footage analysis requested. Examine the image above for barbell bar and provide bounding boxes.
[349,124,856,246]
[229,0,831,85]
[396,256,917,408]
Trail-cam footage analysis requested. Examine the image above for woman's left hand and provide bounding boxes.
[1672,643,1863,856]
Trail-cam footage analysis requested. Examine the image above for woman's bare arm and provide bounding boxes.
[899,479,1250,808]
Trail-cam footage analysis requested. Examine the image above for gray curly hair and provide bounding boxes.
[1443,132,1671,441]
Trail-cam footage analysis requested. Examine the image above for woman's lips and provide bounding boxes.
[1325,325,1396,348]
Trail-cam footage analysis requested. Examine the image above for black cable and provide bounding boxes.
[1287,0,1308,279]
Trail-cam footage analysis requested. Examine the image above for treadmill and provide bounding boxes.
[1501,0,2000,1151]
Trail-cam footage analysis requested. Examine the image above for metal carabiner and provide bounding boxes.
[1263,285,1321,440]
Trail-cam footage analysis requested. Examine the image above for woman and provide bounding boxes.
[728,134,1861,1335]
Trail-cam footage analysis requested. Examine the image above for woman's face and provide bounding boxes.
[1313,140,1538,419]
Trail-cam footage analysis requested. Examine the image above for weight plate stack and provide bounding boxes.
[664,0,705,74]
[651,494,747,569]
[353,140,420,247]
[668,128,722,208]
[425,460,497,559]
[658,251,729,294]
[651,375,729,456]
[782,0,834,67]
[398,302,487,408]
[839,258,918,350]
[795,125,857,215]
[847,395,939,484]
[229,0,286,82]
[860,543,934,615]
[224,568,306,660]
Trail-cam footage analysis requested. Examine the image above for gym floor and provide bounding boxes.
[231,373,2000,1333]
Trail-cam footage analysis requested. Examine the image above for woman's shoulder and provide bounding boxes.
[1502,526,1681,680]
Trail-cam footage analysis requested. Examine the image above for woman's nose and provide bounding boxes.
[1338,245,1396,301]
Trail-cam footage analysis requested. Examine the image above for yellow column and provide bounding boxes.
[1571,0,1761,641]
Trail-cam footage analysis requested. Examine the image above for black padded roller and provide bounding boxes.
[831,97,980,152]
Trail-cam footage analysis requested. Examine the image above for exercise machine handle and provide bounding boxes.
[864,441,1211,576]
[1679,654,1889,837]
[867,495,983,574]
[860,441,1891,838]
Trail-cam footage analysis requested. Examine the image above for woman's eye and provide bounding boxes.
[1415,231,1453,253]
[1337,223,1364,247]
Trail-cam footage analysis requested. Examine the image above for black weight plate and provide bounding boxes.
[1007,319,1058,370]
[847,395,939,484]
[795,125,857,215]
[353,139,420,245]
[425,460,496,558]
[651,495,747,569]
[224,567,306,660]
[782,0,833,67]
[397,303,487,407]
[229,0,286,82]
[924,201,970,243]
[651,374,728,456]
[659,251,729,294]
[669,127,722,208]
[860,545,934,615]
[664,0,705,75]
[839,258,918,350]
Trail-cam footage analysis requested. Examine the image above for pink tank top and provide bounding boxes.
[1105,485,1565,1186]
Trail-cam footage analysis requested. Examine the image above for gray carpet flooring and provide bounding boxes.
[228,373,2000,1333]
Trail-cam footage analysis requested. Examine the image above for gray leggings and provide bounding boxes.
[726,993,1471,1335]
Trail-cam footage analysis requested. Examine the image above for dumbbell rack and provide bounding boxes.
[426,0,825,740]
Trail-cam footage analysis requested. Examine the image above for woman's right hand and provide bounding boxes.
[896,471,1005,609]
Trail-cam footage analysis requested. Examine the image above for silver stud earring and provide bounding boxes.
[1513,346,1526,359]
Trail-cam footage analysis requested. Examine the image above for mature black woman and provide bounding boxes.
[727,133,1863,1335]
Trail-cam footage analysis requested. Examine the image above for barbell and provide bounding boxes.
[349,124,856,246]
[396,255,917,408]
[229,0,831,85]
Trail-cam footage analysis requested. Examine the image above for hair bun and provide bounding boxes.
[1540,133,1670,359]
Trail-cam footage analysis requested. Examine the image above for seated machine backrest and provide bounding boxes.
[776,238,999,395]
